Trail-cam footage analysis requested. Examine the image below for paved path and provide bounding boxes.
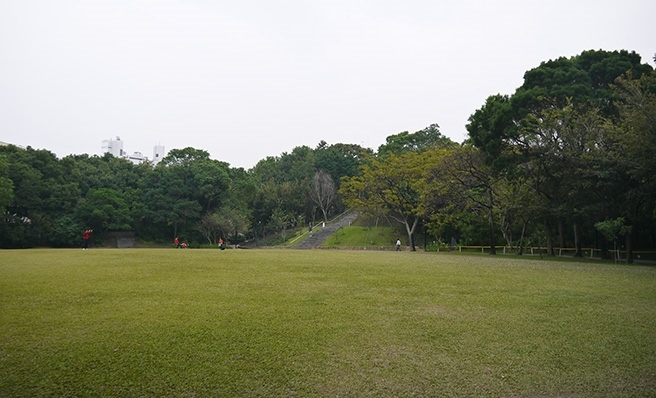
[294,211,359,249]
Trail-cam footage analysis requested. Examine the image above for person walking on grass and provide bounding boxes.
[396,238,402,251]
[82,229,93,250]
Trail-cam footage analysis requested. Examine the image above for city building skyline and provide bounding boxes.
[101,137,165,165]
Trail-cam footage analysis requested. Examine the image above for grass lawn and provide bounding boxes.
[1,249,655,397]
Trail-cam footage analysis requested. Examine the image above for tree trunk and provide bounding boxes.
[599,234,610,260]
[487,208,496,255]
[405,216,419,251]
[517,220,528,255]
[626,206,639,264]
[487,189,496,255]
[626,225,634,264]
[544,218,554,256]
[573,221,582,257]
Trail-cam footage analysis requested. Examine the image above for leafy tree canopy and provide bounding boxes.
[377,123,458,158]
[160,147,211,167]
[467,49,654,167]
[0,155,14,213]
[514,49,652,115]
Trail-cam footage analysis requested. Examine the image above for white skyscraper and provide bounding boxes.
[153,144,166,164]
[101,136,125,157]
[101,137,165,165]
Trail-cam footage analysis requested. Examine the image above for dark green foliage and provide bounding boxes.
[514,50,651,116]
[76,188,132,232]
[314,141,371,188]
[377,123,458,158]
[466,94,514,167]
[0,139,368,248]
[49,215,83,248]
[0,155,14,213]
[465,49,656,260]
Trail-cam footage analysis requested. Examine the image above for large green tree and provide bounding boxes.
[469,50,652,167]
[76,188,132,233]
[142,148,210,240]
[467,49,655,257]
[0,146,63,247]
[250,146,316,232]
[341,151,437,251]
[607,71,656,261]
[0,155,14,214]
[424,146,500,254]
[378,123,457,158]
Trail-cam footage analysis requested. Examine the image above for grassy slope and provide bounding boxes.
[1,249,655,397]
[322,226,398,247]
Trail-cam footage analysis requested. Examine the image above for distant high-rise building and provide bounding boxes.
[153,144,166,164]
[101,136,125,157]
[101,137,165,165]
[126,151,147,164]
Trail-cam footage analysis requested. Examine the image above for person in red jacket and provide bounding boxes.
[82,229,93,250]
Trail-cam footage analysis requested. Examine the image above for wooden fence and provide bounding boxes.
[441,245,656,261]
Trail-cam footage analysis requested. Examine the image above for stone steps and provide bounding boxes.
[294,211,359,249]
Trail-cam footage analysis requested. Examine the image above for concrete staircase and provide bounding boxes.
[294,211,359,249]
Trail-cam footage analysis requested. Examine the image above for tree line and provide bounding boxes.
[1,49,655,261]
[341,50,656,262]
[0,141,369,248]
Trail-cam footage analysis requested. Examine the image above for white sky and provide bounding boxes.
[1,0,653,169]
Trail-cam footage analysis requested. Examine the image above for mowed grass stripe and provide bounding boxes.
[1,249,655,397]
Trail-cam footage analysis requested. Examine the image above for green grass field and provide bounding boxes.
[1,249,655,397]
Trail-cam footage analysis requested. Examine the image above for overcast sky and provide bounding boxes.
[1,0,653,169]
